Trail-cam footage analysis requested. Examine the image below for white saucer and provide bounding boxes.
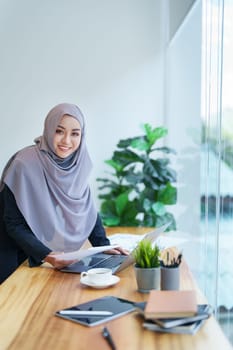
[80,275,120,289]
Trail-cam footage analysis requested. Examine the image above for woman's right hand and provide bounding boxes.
[44,252,77,269]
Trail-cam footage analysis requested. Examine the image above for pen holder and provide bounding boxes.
[160,266,180,290]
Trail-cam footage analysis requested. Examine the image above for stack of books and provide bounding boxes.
[141,290,212,335]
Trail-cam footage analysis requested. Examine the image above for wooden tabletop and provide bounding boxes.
[0,227,232,350]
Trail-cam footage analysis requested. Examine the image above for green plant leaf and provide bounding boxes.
[133,240,160,268]
[112,149,142,165]
[105,159,124,172]
[100,200,117,215]
[153,146,176,154]
[99,201,120,226]
[152,202,166,216]
[143,158,159,178]
[130,136,150,151]
[144,125,168,146]
[125,171,144,185]
[115,192,129,216]
[155,212,176,230]
[158,183,177,204]
[143,213,156,227]
[119,200,139,225]
[102,216,120,226]
[117,138,133,149]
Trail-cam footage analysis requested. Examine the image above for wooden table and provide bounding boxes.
[0,227,232,350]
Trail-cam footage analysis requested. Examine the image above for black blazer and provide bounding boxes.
[0,185,109,283]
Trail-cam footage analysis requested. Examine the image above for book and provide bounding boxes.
[151,304,212,328]
[144,290,197,319]
[55,296,137,327]
[143,318,207,335]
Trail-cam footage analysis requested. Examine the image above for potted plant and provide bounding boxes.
[133,239,161,293]
[97,124,177,229]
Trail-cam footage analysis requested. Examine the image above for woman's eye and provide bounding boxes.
[72,132,80,137]
[56,129,63,134]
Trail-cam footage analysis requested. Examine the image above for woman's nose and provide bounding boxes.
[62,133,71,143]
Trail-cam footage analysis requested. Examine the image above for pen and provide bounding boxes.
[59,310,113,316]
[102,326,117,350]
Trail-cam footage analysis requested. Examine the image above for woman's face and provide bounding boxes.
[53,114,82,158]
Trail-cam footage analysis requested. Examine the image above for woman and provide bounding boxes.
[0,103,127,283]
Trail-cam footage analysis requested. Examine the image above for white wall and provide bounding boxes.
[0,0,165,207]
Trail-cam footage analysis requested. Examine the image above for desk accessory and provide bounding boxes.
[160,246,182,290]
[58,310,113,316]
[61,223,169,274]
[160,246,182,268]
[80,274,120,289]
[102,327,117,350]
[143,318,206,335]
[143,304,212,335]
[161,265,180,290]
[80,268,112,283]
[148,304,212,328]
[55,296,137,327]
[133,239,161,293]
[144,290,197,319]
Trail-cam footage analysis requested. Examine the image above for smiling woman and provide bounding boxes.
[0,102,127,284]
[53,115,82,158]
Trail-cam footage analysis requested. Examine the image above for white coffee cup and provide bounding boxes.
[80,268,112,284]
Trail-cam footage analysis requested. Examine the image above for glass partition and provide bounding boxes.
[201,0,233,343]
[166,0,232,344]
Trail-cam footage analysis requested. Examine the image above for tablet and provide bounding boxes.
[55,296,138,327]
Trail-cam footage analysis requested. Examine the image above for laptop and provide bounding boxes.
[61,222,170,274]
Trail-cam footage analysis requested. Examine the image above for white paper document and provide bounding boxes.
[56,244,119,261]
[108,230,189,252]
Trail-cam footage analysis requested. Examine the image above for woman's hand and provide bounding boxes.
[103,246,129,256]
[44,252,77,269]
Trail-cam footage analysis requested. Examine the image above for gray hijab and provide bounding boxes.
[1,103,97,252]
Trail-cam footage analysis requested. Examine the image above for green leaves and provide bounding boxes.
[115,192,129,216]
[118,126,169,154]
[97,123,177,228]
[100,194,139,227]
[133,240,160,268]
[144,124,168,148]
[158,183,177,205]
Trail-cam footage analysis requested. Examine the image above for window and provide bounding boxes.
[166,0,233,344]
[201,0,233,343]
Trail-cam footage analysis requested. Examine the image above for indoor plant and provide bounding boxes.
[97,123,177,229]
[133,239,161,293]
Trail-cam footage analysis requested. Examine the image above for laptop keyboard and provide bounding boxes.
[94,255,126,268]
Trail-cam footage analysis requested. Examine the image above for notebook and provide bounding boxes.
[143,305,211,335]
[61,222,170,274]
[152,304,212,328]
[143,317,207,335]
[144,290,197,319]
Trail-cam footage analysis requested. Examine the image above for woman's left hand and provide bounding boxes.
[104,246,129,256]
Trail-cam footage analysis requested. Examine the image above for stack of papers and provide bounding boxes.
[108,231,189,251]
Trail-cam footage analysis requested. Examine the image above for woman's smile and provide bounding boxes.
[53,115,82,158]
